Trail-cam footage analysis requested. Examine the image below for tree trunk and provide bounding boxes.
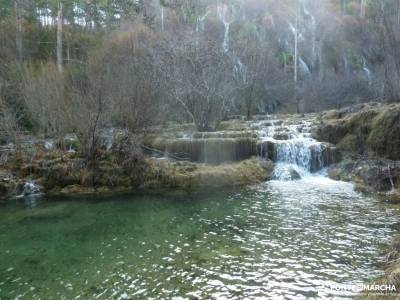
[15,0,23,60]
[57,1,63,73]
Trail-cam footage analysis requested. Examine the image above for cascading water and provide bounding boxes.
[299,57,311,79]
[255,118,337,180]
[161,6,164,32]
[217,4,232,53]
[216,4,247,83]
[363,60,372,86]
[16,181,41,199]
[196,11,209,33]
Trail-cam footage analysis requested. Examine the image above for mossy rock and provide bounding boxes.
[317,103,400,160]
[142,158,270,192]
[368,105,400,160]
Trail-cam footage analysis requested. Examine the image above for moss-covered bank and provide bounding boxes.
[315,103,400,296]
[0,147,272,201]
[315,103,400,160]
[315,103,400,203]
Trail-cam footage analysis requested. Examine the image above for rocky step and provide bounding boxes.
[144,137,258,165]
[257,140,340,172]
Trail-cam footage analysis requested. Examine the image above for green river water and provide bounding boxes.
[0,176,399,299]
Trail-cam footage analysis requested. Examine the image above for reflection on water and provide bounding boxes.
[0,176,399,299]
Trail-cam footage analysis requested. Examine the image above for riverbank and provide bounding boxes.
[314,102,400,201]
[1,112,335,202]
[1,104,400,297]
[0,147,272,202]
[314,102,400,297]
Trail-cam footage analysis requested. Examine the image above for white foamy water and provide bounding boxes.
[256,117,335,179]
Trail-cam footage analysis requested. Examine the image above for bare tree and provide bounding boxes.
[22,62,70,137]
[98,26,166,133]
[0,95,20,146]
[165,37,235,131]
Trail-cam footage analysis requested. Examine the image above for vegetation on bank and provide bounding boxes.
[315,103,400,297]
[0,137,271,201]
[316,103,400,160]
[315,103,400,201]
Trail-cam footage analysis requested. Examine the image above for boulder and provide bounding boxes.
[272,164,301,181]
[289,168,301,180]
[273,133,290,140]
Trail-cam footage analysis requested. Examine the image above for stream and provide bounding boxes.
[0,177,399,299]
[0,117,399,299]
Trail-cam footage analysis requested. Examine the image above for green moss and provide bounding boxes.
[141,158,270,193]
[368,106,400,160]
[317,104,400,160]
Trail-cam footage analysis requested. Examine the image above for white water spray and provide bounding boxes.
[299,57,311,79]
[363,61,372,86]
[256,118,337,180]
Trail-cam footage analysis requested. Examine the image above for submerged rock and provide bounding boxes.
[272,164,301,181]
[273,133,290,140]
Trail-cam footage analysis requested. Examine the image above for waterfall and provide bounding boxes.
[217,4,232,53]
[196,11,209,32]
[289,23,296,36]
[44,140,54,150]
[234,57,247,83]
[161,6,164,32]
[299,57,311,79]
[256,119,337,180]
[216,4,247,83]
[363,61,372,86]
[343,55,349,76]
[388,164,395,191]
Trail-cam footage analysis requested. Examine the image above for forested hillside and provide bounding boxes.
[1,0,400,136]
